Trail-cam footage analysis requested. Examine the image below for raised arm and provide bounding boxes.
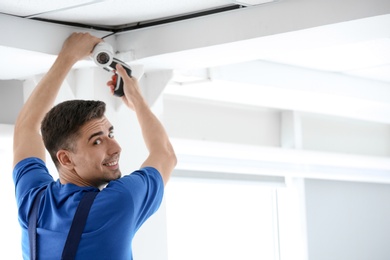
[13,33,102,167]
[113,65,177,185]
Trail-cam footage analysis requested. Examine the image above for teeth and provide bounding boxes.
[104,161,117,166]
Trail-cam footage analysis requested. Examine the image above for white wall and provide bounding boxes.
[163,95,281,147]
[305,179,390,260]
[0,80,24,124]
[301,112,390,157]
[163,91,390,260]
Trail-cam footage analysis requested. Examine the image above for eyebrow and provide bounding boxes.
[88,126,114,142]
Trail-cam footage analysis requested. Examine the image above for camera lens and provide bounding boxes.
[96,52,110,65]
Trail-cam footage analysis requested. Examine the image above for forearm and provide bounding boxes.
[15,54,76,131]
[132,92,176,183]
[13,54,76,165]
[134,97,171,152]
[13,33,103,167]
[109,64,176,184]
[15,33,101,133]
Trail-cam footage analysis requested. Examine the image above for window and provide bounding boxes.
[165,177,280,260]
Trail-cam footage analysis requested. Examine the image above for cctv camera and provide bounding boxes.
[92,42,114,67]
[91,41,132,97]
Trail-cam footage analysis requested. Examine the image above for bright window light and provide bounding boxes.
[0,125,21,259]
[165,177,279,260]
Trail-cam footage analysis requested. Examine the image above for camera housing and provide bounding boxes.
[92,42,114,67]
[91,42,132,97]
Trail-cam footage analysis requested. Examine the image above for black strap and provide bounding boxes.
[61,191,99,260]
[28,189,46,260]
[28,190,99,260]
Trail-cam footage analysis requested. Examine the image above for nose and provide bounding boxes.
[108,138,122,155]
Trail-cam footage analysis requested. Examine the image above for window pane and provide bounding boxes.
[165,177,278,260]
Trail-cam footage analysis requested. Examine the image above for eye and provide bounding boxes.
[109,131,115,139]
[93,139,102,145]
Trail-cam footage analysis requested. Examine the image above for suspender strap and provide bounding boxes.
[28,190,99,260]
[61,191,99,260]
[28,189,46,260]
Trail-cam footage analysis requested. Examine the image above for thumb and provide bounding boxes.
[115,64,129,79]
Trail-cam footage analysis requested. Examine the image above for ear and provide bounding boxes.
[57,150,74,170]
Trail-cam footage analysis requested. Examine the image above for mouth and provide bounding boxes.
[103,161,118,167]
[103,157,119,168]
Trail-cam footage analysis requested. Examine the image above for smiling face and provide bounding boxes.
[66,116,122,188]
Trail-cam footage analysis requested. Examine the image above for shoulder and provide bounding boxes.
[127,167,163,192]
[14,156,45,169]
[13,157,54,203]
[114,167,163,188]
[102,167,164,202]
[13,157,49,181]
[133,167,163,179]
[98,167,164,226]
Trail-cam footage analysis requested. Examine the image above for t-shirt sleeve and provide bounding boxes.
[103,167,164,231]
[13,157,54,207]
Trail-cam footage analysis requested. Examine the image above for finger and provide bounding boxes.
[115,64,129,79]
[112,74,118,84]
[106,84,114,94]
[106,81,115,86]
[90,38,104,54]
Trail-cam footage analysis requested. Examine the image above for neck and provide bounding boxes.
[59,168,103,189]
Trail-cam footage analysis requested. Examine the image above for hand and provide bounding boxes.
[106,64,143,110]
[59,32,102,64]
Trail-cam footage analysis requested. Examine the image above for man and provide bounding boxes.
[13,32,176,259]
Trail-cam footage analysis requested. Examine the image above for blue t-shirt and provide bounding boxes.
[13,157,164,260]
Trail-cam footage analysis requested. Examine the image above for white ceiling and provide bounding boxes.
[0,0,247,26]
[0,0,275,79]
[0,0,388,81]
[0,0,390,124]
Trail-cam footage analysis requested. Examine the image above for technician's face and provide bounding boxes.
[71,116,122,187]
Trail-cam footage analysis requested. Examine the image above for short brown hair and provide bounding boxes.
[41,100,106,167]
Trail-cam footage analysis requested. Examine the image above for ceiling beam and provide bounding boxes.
[124,13,390,70]
[165,78,390,124]
[209,60,390,104]
[0,13,111,55]
[166,60,390,124]
[116,0,390,69]
[0,13,114,79]
[171,138,390,184]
